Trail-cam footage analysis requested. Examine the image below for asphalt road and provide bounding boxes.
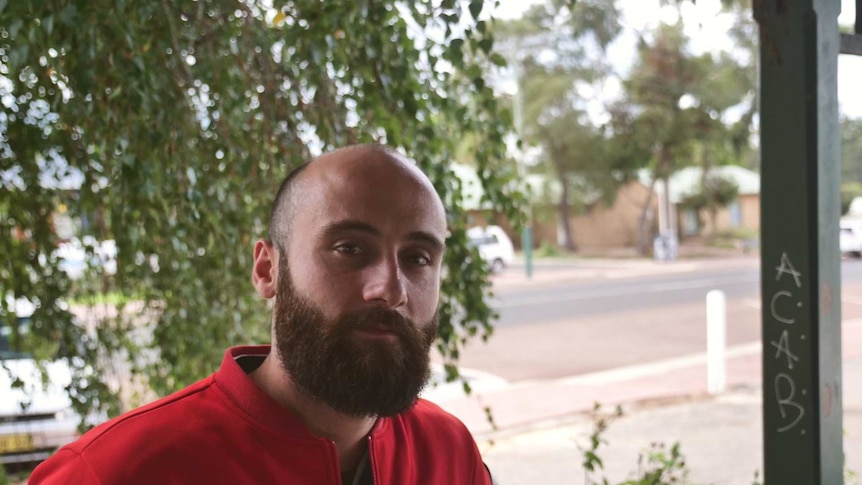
[455,258,862,382]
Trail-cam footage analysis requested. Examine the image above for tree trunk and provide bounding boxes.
[639,145,674,255]
[557,174,577,252]
[637,176,658,255]
[551,155,577,252]
[709,206,719,235]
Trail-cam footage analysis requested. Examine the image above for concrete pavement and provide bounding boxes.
[472,353,862,484]
[490,255,760,291]
[427,256,862,484]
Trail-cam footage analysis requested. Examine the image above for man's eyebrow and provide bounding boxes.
[321,220,445,252]
[405,231,445,253]
[321,220,381,238]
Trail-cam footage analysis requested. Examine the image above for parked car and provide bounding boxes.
[0,298,79,465]
[841,216,862,257]
[467,225,515,273]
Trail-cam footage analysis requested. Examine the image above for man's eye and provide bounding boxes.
[408,254,432,266]
[335,244,363,255]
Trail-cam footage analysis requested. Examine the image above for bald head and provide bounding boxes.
[268,144,445,252]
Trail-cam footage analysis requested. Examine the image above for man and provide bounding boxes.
[30,144,494,484]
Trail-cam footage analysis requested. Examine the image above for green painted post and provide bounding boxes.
[755,1,843,483]
[522,226,532,279]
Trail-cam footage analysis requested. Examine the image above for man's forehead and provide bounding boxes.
[290,146,447,235]
[304,146,424,183]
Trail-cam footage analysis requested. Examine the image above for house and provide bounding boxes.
[657,165,761,239]
[451,163,761,250]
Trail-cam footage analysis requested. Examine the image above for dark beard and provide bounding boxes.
[273,256,438,417]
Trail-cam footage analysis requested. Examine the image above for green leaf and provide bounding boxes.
[469,0,483,20]
[8,44,28,70]
[59,4,77,25]
[7,18,22,38]
[132,55,145,72]
[478,36,493,54]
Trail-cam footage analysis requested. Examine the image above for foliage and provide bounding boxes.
[495,0,642,251]
[614,12,755,253]
[534,241,567,258]
[494,0,756,255]
[622,442,689,485]
[580,403,690,485]
[0,0,525,423]
[711,226,758,241]
[847,463,860,485]
[678,171,739,234]
[581,401,858,485]
[678,174,739,212]
[580,402,624,484]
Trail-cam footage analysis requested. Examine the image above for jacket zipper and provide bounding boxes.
[367,435,377,485]
[328,439,342,485]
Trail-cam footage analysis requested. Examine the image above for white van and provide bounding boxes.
[841,216,862,257]
[467,225,515,273]
[840,197,862,257]
[1,298,79,465]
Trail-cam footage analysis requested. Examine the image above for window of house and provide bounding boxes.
[729,201,742,227]
[682,209,699,236]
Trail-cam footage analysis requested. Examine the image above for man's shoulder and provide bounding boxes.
[407,398,460,420]
[30,375,227,483]
[67,375,220,453]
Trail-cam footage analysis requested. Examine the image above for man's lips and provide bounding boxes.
[354,326,400,339]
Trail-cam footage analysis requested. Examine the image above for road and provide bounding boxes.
[453,257,862,382]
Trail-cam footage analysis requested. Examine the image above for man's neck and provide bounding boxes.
[249,354,376,475]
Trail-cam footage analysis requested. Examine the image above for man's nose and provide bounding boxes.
[362,258,408,308]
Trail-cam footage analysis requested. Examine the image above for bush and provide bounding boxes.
[534,242,566,258]
[580,404,691,485]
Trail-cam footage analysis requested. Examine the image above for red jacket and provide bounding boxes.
[30,346,492,484]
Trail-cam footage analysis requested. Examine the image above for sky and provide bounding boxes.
[494,0,862,119]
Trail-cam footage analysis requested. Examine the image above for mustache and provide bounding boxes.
[340,306,416,336]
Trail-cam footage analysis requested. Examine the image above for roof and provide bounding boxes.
[450,163,556,210]
[639,165,760,204]
[453,163,761,210]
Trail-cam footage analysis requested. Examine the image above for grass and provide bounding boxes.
[68,292,140,306]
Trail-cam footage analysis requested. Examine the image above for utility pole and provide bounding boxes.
[511,42,533,279]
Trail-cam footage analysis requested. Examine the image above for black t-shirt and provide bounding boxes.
[341,453,373,485]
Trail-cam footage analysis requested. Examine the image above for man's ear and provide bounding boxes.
[252,240,278,299]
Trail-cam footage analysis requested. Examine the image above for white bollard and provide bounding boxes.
[706,290,727,395]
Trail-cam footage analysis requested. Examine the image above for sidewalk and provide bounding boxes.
[474,355,862,485]
[430,308,862,484]
[490,255,760,291]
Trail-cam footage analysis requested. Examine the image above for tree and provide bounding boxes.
[617,12,755,254]
[0,0,524,422]
[677,171,740,233]
[495,0,632,251]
